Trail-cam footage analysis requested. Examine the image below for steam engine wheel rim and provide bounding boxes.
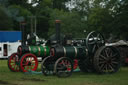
[94,46,121,74]
[54,57,73,77]
[20,53,38,72]
[86,31,105,53]
[8,53,20,72]
[41,56,54,76]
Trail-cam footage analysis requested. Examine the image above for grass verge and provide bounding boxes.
[0,60,128,85]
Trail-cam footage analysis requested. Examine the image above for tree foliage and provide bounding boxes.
[48,9,87,38]
[7,5,32,32]
[0,6,13,30]
[0,0,127,40]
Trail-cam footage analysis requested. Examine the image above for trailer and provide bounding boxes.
[0,31,21,59]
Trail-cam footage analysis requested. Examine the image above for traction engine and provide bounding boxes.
[8,22,50,72]
[41,20,121,77]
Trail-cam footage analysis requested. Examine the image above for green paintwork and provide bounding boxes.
[29,46,50,56]
[64,46,76,58]
[45,46,50,56]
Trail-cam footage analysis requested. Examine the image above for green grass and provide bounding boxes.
[0,60,128,85]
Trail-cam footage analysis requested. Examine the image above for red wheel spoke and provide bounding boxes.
[55,57,73,77]
[67,68,71,71]
[24,60,29,65]
[61,60,65,66]
[22,61,29,66]
[64,60,68,65]
[30,57,33,62]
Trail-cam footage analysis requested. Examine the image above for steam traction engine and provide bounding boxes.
[41,20,121,77]
[8,40,50,72]
[8,22,50,72]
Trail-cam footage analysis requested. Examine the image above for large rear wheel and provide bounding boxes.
[94,46,121,74]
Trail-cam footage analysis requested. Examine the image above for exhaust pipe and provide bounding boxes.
[20,22,26,46]
[55,20,61,44]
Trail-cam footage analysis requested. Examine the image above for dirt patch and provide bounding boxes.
[0,80,23,85]
[21,78,46,82]
[0,80,17,85]
[0,80,10,85]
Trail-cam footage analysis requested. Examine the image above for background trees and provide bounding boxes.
[48,9,87,38]
[0,0,127,40]
[0,6,13,30]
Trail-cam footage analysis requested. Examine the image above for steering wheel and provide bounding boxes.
[86,31,105,53]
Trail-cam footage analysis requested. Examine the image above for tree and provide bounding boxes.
[8,0,29,7]
[53,0,69,10]
[0,0,8,6]
[35,7,51,38]
[0,6,13,30]
[30,0,53,38]
[34,0,69,10]
[111,0,128,40]
[85,0,128,39]
[88,7,113,37]
[7,5,32,31]
[48,9,87,38]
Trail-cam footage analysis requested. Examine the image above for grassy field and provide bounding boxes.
[0,60,128,85]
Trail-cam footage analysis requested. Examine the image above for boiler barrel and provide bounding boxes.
[17,45,50,57]
[50,46,85,59]
[29,46,49,56]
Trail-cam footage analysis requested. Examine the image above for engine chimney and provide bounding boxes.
[20,22,26,46]
[55,20,61,44]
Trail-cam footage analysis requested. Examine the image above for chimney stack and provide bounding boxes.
[55,20,61,44]
[20,22,26,46]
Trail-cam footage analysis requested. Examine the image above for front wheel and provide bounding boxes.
[41,56,55,76]
[8,53,20,72]
[19,53,38,72]
[54,57,73,77]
